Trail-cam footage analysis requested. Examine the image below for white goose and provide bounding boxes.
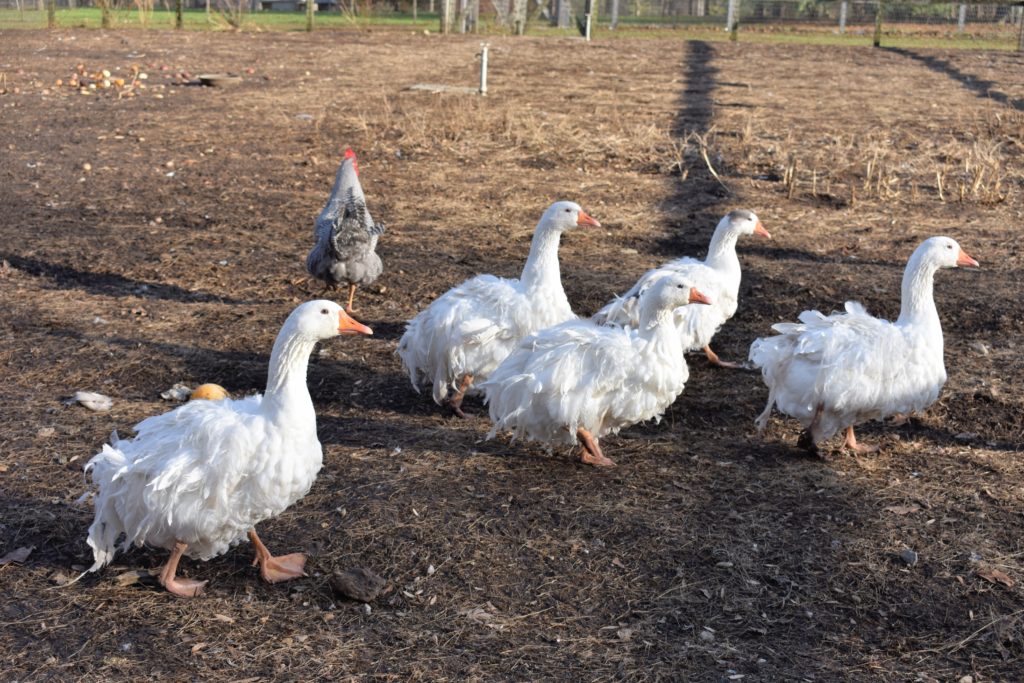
[482,272,711,467]
[84,300,372,597]
[749,236,978,453]
[397,200,600,416]
[593,209,769,368]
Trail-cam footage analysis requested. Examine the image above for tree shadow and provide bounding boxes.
[654,40,733,260]
[886,47,1024,112]
[1,252,251,305]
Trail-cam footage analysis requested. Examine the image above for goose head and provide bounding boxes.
[538,201,601,233]
[721,209,770,239]
[289,300,373,341]
[915,236,979,270]
[643,272,712,313]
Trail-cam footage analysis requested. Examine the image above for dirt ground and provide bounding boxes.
[2,28,1024,681]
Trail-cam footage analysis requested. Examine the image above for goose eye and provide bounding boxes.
[320,308,329,314]
[946,244,953,249]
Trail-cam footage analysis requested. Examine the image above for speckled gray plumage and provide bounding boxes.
[306,151,385,289]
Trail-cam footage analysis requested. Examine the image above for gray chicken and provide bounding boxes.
[306,148,385,312]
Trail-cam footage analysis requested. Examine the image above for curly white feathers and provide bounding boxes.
[396,201,598,406]
[482,273,710,464]
[749,236,979,448]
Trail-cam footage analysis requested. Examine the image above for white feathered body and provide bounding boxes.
[750,301,946,442]
[483,313,689,448]
[594,255,738,351]
[397,215,578,405]
[85,396,321,568]
[397,274,575,404]
[84,303,342,573]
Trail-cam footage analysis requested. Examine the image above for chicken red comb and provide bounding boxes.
[344,148,359,175]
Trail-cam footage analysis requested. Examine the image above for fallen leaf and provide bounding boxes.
[0,546,34,565]
[977,568,1014,588]
[212,613,235,624]
[191,642,207,655]
[884,505,920,515]
[616,628,634,641]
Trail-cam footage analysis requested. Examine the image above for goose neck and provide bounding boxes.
[703,228,741,273]
[639,306,676,336]
[897,257,939,327]
[520,226,565,292]
[263,329,317,418]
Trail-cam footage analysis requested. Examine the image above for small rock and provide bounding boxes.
[970,341,989,356]
[361,603,372,614]
[958,676,973,683]
[899,548,918,566]
[955,432,979,442]
[37,427,56,438]
[330,567,386,603]
[698,629,715,642]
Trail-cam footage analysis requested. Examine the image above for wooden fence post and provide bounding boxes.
[873,0,883,47]
[47,0,54,27]
[175,0,183,28]
[439,0,449,34]
[838,0,847,34]
[306,0,313,31]
[1018,7,1024,52]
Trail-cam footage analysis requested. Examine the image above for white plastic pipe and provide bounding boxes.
[479,43,489,96]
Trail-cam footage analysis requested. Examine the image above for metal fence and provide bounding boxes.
[589,0,1024,30]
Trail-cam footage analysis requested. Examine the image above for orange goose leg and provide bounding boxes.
[158,542,207,598]
[577,428,616,468]
[843,426,879,453]
[703,345,745,370]
[249,530,307,583]
[448,374,474,418]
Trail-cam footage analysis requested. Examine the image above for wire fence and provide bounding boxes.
[592,0,1024,30]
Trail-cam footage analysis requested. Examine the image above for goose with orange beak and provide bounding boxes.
[84,300,372,597]
[595,209,769,369]
[482,273,711,468]
[750,236,979,454]
[398,200,600,417]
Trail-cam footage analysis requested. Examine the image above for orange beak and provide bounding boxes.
[955,248,979,268]
[689,287,712,305]
[754,220,771,239]
[576,210,601,228]
[338,310,373,335]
